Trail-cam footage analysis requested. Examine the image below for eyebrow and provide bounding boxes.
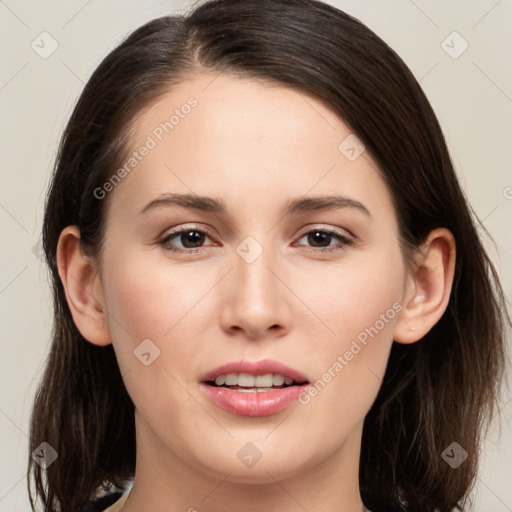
[138,193,372,218]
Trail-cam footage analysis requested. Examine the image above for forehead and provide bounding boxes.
[107,72,394,223]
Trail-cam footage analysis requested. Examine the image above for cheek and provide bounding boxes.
[304,244,404,347]
[101,254,208,422]
[104,250,208,336]
[101,250,203,377]
[296,244,404,409]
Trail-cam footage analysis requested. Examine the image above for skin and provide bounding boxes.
[57,73,456,512]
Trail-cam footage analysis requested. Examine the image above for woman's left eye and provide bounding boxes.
[294,228,354,252]
[159,226,353,254]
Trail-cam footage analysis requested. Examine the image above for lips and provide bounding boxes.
[200,358,309,384]
[199,359,311,416]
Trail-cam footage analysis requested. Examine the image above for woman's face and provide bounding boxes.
[97,72,410,483]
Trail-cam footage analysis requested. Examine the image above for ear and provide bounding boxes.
[56,225,112,346]
[393,227,456,344]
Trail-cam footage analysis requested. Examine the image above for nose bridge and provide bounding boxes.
[221,233,289,336]
[234,234,278,305]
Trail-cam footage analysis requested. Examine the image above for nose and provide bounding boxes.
[219,244,292,340]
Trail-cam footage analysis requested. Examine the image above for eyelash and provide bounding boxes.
[158,224,354,254]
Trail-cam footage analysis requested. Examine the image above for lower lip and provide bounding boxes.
[199,383,309,416]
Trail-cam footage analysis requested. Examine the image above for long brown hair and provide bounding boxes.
[28,0,510,510]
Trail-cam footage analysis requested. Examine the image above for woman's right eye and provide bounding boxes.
[159,226,215,253]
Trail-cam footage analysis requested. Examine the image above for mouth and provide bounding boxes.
[199,359,310,416]
[200,358,310,390]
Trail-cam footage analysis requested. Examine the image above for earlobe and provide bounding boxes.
[56,225,112,346]
[393,228,456,344]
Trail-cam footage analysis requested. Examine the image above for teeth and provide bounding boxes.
[213,372,299,387]
[225,374,237,386]
[273,374,285,386]
[238,373,256,387]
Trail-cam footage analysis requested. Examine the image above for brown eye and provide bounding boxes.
[295,228,353,252]
[160,226,214,253]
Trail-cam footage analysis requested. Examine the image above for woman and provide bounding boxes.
[27,0,509,511]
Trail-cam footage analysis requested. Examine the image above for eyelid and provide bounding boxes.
[295,224,354,241]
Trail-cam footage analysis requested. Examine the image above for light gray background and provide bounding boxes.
[0,0,511,510]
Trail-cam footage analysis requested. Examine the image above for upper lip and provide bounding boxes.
[200,358,309,383]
